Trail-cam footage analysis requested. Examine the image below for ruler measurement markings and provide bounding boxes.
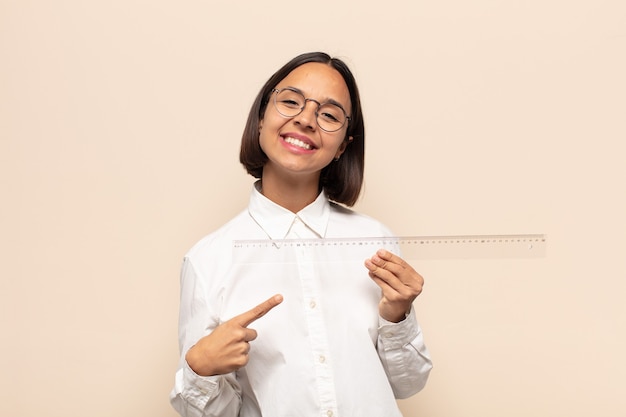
[232,234,547,262]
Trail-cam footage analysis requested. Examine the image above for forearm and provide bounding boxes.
[377,307,433,399]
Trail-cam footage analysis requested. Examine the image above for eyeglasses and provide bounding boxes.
[271,88,350,132]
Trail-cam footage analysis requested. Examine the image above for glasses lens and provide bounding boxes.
[274,89,305,117]
[316,103,346,132]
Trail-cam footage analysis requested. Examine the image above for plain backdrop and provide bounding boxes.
[1,1,625,416]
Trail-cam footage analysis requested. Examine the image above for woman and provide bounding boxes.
[170,52,432,417]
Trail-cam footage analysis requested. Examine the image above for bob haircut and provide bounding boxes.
[239,52,365,207]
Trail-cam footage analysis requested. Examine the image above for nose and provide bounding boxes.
[293,99,319,130]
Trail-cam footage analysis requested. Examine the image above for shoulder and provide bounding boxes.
[181,209,264,289]
[184,208,264,261]
[327,202,396,237]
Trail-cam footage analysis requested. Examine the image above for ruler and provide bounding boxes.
[232,234,546,263]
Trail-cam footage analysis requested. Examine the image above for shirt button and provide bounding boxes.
[327,410,334,417]
[319,355,326,363]
[309,300,316,309]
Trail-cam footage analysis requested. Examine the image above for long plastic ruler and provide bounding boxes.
[232,234,546,262]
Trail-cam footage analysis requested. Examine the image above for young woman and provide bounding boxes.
[170,52,432,417]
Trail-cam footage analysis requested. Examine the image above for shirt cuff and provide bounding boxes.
[179,359,222,410]
[378,307,420,351]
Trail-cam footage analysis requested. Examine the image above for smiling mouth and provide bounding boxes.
[284,136,314,150]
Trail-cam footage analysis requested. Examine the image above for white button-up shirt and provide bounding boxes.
[170,183,432,417]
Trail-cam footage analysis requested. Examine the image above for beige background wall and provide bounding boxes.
[1,1,624,416]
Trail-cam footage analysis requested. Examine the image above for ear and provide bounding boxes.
[334,136,353,160]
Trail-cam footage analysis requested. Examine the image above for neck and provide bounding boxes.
[260,169,321,213]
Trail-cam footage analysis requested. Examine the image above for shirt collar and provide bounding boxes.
[248,181,330,239]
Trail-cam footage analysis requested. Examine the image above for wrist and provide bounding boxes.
[185,345,211,377]
[380,307,409,323]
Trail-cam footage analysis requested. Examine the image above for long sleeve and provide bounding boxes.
[169,257,242,417]
[377,307,433,399]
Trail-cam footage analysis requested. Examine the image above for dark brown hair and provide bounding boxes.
[239,52,365,207]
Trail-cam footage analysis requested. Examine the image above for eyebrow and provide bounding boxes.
[284,86,349,114]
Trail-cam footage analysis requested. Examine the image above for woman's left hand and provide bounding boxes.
[365,249,424,322]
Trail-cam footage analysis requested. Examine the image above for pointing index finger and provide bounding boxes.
[235,294,284,327]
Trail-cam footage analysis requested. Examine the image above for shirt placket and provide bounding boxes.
[291,217,339,417]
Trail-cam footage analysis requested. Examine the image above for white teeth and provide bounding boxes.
[284,136,312,150]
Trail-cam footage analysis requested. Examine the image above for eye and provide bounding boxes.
[276,89,304,109]
[280,98,301,108]
[319,112,339,123]
[318,104,344,124]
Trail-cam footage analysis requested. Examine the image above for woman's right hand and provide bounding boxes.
[185,294,283,376]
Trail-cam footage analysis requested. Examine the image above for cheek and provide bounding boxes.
[258,122,277,155]
[259,111,280,134]
[258,112,285,144]
[329,135,348,153]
